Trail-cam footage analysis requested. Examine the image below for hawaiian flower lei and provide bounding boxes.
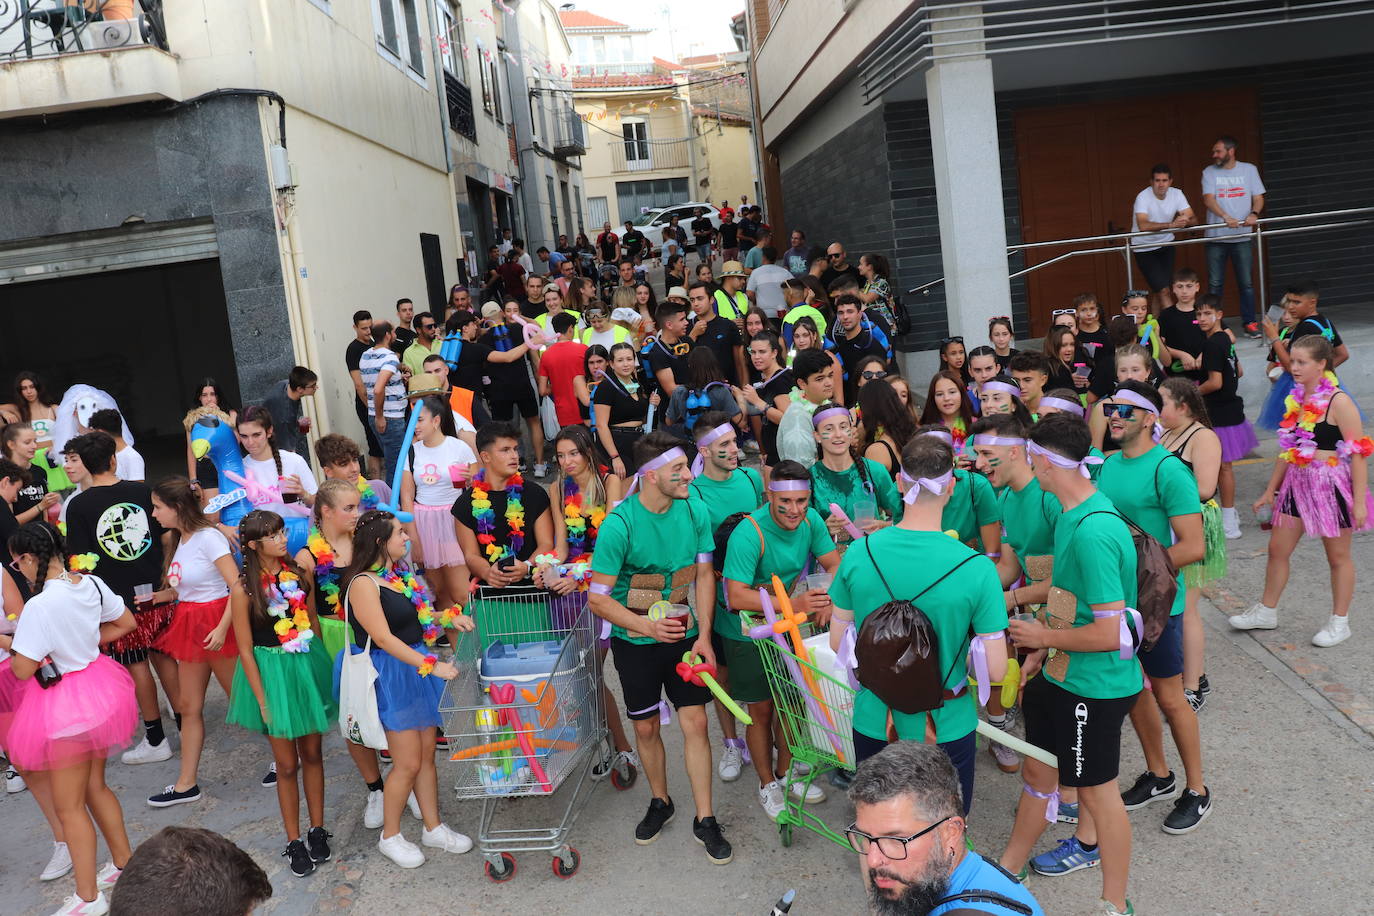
[1279,372,1339,466]
[470,471,525,564]
[562,475,607,563]
[372,564,461,646]
[356,478,379,511]
[948,416,968,450]
[68,553,98,572]
[306,527,342,619]
[262,568,314,652]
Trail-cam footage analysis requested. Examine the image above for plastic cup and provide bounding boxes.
[806,572,833,594]
[135,583,154,611]
[667,603,693,630]
[852,498,877,525]
[297,416,312,434]
[1011,612,1037,624]
[449,464,468,487]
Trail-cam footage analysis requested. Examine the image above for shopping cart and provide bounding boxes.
[748,611,856,850]
[442,585,609,882]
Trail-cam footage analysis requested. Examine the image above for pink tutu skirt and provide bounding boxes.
[0,658,23,747]
[413,502,465,569]
[1275,460,1374,539]
[5,655,139,771]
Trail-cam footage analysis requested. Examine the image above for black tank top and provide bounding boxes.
[1163,423,1216,502]
[249,570,315,648]
[344,574,423,646]
[1313,393,1345,451]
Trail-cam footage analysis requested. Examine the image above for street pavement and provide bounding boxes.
[6,304,1374,915]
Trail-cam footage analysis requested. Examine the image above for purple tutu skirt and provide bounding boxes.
[1275,461,1374,539]
[5,655,139,771]
[1215,421,1259,463]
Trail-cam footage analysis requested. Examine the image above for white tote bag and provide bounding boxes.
[338,579,389,750]
[540,395,561,442]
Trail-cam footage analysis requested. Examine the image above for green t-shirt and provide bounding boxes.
[720,506,836,642]
[1047,491,1142,699]
[810,458,902,529]
[1088,445,1105,482]
[998,476,1061,580]
[831,528,1007,742]
[1097,446,1199,616]
[591,495,712,645]
[941,469,1001,548]
[687,467,763,530]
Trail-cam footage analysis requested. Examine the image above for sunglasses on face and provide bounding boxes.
[1104,403,1141,419]
[420,323,437,331]
[827,252,843,259]
[861,370,887,380]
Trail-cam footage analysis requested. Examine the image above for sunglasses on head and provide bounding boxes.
[1104,403,1141,419]
[1051,308,1077,316]
[1122,290,1151,305]
[939,336,964,347]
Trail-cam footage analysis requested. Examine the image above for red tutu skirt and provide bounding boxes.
[105,602,175,665]
[5,655,139,771]
[155,597,237,663]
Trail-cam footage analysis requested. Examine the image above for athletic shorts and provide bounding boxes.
[610,636,711,720]
[488,394,539,421]
[1138,613,1184,679]
[710,629,727,667]
[1134,247,1176,293]
[721,637,769,704]
[1023,676,1138,788]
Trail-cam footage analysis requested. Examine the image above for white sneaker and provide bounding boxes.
[120,737,172,766]
[1312,615,1351,648]
[377,831,426,868]
[757,780,786,821]
[96,862,121,889]
[787,779,826,803]
[717,741,743,782]
[50,891,109,915]
[5,766,26,793]
[420,822,473,854]
[40,841,72,881]
[407,791,422,819]
[1228,602,1278,631]
[533,463,549,478]
[363,789,385,829]
[1221,507,1242,540]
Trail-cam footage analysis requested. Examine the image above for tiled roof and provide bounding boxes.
[557,10,630,29]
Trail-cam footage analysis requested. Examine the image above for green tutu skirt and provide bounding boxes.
[318,615,351,663]
[1183,499,1227,587]
[227,638,338,739]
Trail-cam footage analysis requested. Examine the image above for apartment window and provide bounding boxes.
[478,44,493,114]
[621,119,650,170]
[593,36,606,63]
[574,186,585,234]
[547,176,560,239]
[439,2,466,81]
[588,196,610,229]
[373,0,425,75]
[620,36,634,62]
[491,54,506,124]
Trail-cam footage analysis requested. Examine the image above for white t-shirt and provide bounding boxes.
[584,327,621,351]
[1131,186,1191,252]
[115,445,146,481]
[242,450,319,506]
[11,574,126,674]
[168,527,232,603]
[451,411,476,434]
[407,436,477,507]
[1202,161,1266,241]
[746,264,795,317]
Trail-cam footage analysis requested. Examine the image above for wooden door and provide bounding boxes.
[1014,88,1261,336]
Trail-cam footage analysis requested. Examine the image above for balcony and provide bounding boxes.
[610,137,690,173]
[571,61,656,77]
[552,109,586,159]
[0,0,179,120]
[444,72,477,142]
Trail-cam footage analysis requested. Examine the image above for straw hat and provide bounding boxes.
[665,286,689,303]
[480,302,502,319]
[407,373,446,398]
[719,261,747,278]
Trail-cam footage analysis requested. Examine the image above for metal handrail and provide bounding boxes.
[907,206,1374,300]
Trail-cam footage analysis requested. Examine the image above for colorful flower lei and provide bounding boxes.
[948,416,968,451]
[562,475,606,563]
[356,478,379,511]
[470,471,525,564]
[1278,371,1339,466]
[262,568,314,652]
[372,564,461,646]
[306,527,342,619]
[68,553,98,572]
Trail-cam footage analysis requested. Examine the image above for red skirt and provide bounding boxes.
[155,597,238,663]
[105,602,175,665]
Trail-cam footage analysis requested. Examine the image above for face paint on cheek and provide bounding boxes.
[986,456,1002,468]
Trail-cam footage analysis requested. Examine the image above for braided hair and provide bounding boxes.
[237,405,284,479]
[238,509,300,630]
[8,521,64,593]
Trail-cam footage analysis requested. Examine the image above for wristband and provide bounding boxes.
[417,654,438,677]
[533,553,559,567]
[589,582,612,596]
[985,552,1001,559]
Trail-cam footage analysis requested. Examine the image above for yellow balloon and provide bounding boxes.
[968,656,1021,708]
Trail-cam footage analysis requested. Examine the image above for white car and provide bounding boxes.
[633,202,723,257]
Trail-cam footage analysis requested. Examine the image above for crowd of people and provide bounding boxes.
[0,170,1366,915]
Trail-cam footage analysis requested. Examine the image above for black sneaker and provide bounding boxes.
[1198,673,1211,697]
[634,796,675,845]
[1185,688,1206,713]
[306,826,332,862]
[1121,770,1178,810]
[1162,788,1212,835]
[284,839,315,877]
[262,763,277,787]
[434,734,450,752]
[148,784,202,808]
[692,816,733,865]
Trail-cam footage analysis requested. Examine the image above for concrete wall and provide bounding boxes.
[697,120,756,206]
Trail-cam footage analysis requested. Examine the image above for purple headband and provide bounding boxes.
[980,380,1021,398]
[917,428,954,446]
[812,406,851,428]
[899,468,954,504]
[690,423,734,475]
[624,446,687,498]
[768,479,811,492]
[1038,396,1085,417]
[970,434,1026,448]
[1026,440,1103,478]
[1108,391,1164,441]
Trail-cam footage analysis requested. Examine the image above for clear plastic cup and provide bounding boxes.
[806,572,833,594]
[852,498,877,525]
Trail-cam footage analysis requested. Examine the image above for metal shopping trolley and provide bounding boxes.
[747,611,857,850]
[442,585,616,882]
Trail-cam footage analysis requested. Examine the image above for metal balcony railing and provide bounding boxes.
[610,137,690,173]
[444,72,477,142]
[553,109,586,158]
[571,61,656,76]
[1,0,167,61]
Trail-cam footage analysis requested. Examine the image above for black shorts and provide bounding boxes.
[610,636,711,720]
[354,399,384,458]
[1023,676,1138,788]
[1134,246,1176,293]
[1138,613,1183,679]
[488,394,539,421]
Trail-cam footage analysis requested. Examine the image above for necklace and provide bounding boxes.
[372,564,460,646]
[947,416,967,450]
[562,474,606,563]
[307,527,343,619]
[469,471,525,564]
[1278,372,1338,465]
[356,478,379,511]
[261,566,314,652]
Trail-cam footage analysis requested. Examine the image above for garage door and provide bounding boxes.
[0,218,218,284]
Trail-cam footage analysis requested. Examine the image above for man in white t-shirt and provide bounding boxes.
[1131,164,1195,313]
[1201,136,1266,338]
[88,408,145,481]
[744,246,794,319]
[359,320,409,482]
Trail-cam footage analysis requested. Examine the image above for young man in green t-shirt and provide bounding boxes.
[722,461,839,820]
[1000,413,1140,916]
[589,432,732,865]
[685,411,763,783]
[829,436,1008,814]
[1096,381,1210,837]
[914,425,1001,554]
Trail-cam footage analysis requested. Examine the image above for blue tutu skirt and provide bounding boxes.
[332,641,445,732]
[1256,372,1292,431]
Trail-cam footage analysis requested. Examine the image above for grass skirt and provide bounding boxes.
[155,597,238,663]
[5,655,138,771]
[332,641,445,732]
[1275,460,1374,539]
[1183,499,1227,587]
[227,639,338,740]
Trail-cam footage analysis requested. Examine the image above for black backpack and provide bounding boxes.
[890,292,911,337]
[713,511,763,577]
[854,540,979,715]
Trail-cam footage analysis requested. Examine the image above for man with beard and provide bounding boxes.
[849,742,1044,915]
